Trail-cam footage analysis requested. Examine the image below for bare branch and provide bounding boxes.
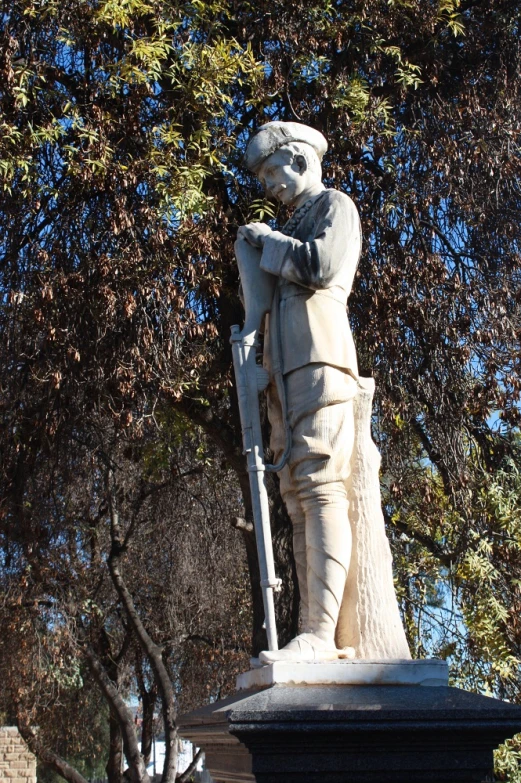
[16,721,89,783]
[176,749,203,783]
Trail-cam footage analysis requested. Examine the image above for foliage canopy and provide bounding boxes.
[1,0,521,780]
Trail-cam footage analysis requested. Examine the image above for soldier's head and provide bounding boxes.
[243,122,327,207]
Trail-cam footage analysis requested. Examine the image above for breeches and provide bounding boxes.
[268,363,358,635]
[269,363,357,501]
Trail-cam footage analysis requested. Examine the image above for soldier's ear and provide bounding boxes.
[294,154,308,175]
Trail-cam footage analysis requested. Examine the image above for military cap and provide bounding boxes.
[243,121,328,173]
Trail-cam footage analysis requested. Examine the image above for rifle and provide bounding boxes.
[230,237,285,652]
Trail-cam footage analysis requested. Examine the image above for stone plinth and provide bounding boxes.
[238,658,448,690]
[179,682,521,783]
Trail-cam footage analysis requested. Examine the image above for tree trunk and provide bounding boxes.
[85,648,151,783]
[107,474,178,783]
[98,627,130,783]
[140,685,157,767]
[106,713,124,783]
[135,648,158,768]
[176,749,203,783]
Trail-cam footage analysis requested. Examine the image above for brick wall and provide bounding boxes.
[0,728,37,783]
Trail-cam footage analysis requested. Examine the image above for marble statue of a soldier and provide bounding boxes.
[235,121,410,665]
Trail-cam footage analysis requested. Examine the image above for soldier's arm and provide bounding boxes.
[259,191,361,290]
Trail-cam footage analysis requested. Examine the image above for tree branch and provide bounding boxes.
[179,398,243,474]
[176,749,203,783]
[385,510,456,568]
[84,647,150,783]
[106,471,178,783]
[16,720,89,783]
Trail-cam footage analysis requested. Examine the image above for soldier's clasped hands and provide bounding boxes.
[237,222,273,248]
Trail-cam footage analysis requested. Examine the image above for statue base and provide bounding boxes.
[238,658,448,690]
[179,668,521,783]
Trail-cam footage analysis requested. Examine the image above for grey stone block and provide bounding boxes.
[179,684,521,783]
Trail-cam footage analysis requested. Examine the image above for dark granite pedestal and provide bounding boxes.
[179,684,521,783]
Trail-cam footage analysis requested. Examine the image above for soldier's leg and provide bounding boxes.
[261,365,357,663]
[294,396,355,646]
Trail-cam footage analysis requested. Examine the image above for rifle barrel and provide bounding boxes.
[231,325,280,652]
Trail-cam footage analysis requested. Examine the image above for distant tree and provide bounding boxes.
[0,413,250,783]
[0,1,261,780]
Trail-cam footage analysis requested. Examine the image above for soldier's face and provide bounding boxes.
[257,148,308,206]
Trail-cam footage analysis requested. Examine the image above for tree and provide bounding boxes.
[1,0,521,780]
[1,1,261,779]
[0,412,251,783]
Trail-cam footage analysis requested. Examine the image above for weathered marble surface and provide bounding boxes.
[236,121,410,664]
[179,683,521,783]
[237,659,449,690]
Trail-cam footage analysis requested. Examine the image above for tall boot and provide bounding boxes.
[259,489,354,663]
[303,490,352,645]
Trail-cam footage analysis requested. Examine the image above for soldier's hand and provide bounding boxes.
[237,222,273,248]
